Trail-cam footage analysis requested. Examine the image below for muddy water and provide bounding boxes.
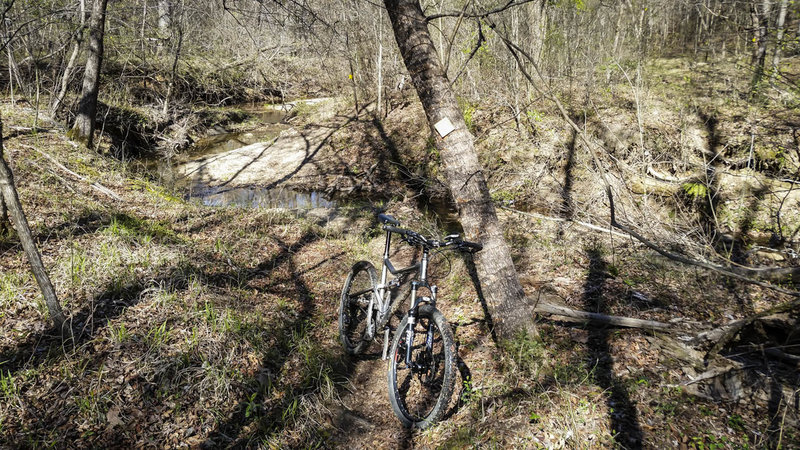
[190,185,336,209]
[149,104,337,211]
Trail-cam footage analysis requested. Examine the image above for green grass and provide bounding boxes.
[0,370,18,399]
[146,321,173,350]
[103,213,181,244]
[108,322,130,344]
[0,273,27,314]
[3,60,795,447]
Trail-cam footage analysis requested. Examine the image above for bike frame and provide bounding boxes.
[367,229,437,363]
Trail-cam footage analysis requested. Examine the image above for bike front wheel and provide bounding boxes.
[339,261,378,355]
[387,305,456,429]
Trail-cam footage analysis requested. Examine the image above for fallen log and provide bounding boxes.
[533,301,672,332]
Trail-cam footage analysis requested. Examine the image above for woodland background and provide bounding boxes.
[0,0,799,447]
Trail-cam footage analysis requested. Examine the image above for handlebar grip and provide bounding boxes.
[378,213,400,226]
[383,225,409,236]
[460,240,483,252]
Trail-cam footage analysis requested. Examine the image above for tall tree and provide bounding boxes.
[69,0,109,148]
[770,0,789,80]
[751,0,772,91]
[50,0,87,117]
[0,116,68,332]
[384,0,536,340]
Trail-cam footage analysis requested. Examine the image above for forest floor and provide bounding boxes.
[1,56,799,448]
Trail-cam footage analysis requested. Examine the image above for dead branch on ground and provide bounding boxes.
[21,144,122,201]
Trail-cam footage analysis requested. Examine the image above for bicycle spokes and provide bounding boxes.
[389,313,450,423]
[339,261,378,355]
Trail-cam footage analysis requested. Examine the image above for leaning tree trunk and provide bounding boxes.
[70,0,108,148]
[384,0,536,340]
[0,117,67,331]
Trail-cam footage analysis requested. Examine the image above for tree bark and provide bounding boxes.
[158,0,172,33]
[50,0,86,117]
[384,0,536,340]
[375,8,384,117]
[770,0,789,80]
[0,185,7,236]
[70,0,108,148]
[0,117,67,331]
[157,0,172,54]
[750,0,772,92]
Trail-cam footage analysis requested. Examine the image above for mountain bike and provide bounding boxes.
[338,213,482,429]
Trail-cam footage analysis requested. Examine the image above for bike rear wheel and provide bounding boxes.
[387,305,456,429]
[339,261,378,355]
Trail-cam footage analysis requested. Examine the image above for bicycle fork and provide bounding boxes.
[391,281,437,369]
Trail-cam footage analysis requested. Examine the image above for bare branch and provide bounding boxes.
[499,205,631,239]
[449,19,484,86]
[534,301,672,331]
[426,0,538,22]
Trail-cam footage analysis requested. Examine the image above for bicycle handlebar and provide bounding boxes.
[382,223,482,253]
[378,213,400,226]
[383,225,410,236]
[458,240,483,252]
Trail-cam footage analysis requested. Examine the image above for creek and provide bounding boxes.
[147,103,338,211]
[145,101,464,233]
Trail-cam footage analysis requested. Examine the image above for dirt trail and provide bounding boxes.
[331,353,415,448]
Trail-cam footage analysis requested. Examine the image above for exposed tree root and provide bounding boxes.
[694,297,800,360]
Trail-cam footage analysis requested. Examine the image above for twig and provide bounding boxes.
[732,344,800,367]
[32,162,78,195]
[426,0,537,21]
[21,144,122,201]
[701,296,800,360]
[612,218,800,295]
[450,20,484,87]
[683,361,749,385]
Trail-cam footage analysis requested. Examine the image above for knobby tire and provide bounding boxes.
[387,305,456,429]
[339,261,377,355]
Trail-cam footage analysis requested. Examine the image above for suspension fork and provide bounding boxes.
[377,230,392,355]
[404,247,431,368]
[403,283,438,369]
[404,281,421,368]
